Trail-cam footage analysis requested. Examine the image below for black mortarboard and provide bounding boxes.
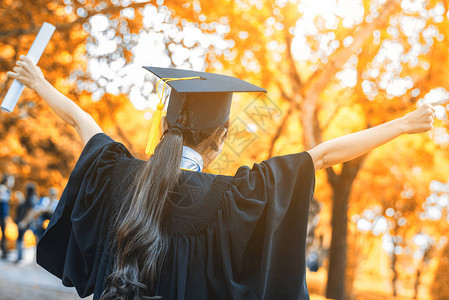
[143,67,266,129]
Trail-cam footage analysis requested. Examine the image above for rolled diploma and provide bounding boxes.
[1,22,55,112]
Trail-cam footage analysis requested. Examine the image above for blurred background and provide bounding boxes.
[1,0,449,299]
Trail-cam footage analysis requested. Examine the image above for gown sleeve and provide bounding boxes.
[36,132,133,297]
[227,152,315,299]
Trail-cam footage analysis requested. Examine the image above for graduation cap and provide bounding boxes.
[143,67,266,155]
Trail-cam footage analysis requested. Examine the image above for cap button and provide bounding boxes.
[156,102,164,110]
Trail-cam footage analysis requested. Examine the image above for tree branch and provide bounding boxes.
[325,166,338,186]
[0,1,151,41]
[320,89,351,132]
[340,154,367,183]
[267,103,294,159]
[266,79,303,158]
[285,30,302,88]
[300,0,401,149]
[303,0,401,96]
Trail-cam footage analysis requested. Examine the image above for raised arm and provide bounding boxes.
[307,104,435,171]
[7,55,102,146]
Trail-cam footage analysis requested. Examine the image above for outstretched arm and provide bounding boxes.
[307,104,435,171]
[7,56,102,146]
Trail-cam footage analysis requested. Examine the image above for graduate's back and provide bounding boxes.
[101,104,232,298]
[37,131,315,300]
[36,67,314,299]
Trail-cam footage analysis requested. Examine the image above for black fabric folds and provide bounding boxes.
[36,133,132,297]
[226,153,315,299]
[37,133,315,300]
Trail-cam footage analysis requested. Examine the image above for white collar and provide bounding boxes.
[181,146,204,171]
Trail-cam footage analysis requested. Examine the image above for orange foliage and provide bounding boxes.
[1,1,449,299]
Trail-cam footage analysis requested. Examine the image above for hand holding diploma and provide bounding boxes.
[8,48,103,146]
[2,22,55,112]
[7,56,46,91]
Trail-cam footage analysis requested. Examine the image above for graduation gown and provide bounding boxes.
[37,133,315,299]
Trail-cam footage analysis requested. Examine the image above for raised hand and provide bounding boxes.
[401,104,435,134]
[307,103,436,171]
[7,55,102,145]
[7,55,46,91]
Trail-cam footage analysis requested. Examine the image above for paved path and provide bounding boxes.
[0,247,92,300]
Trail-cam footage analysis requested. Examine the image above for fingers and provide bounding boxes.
[11,65,27,78]
[20,55,33,65]
[420,104,435,119]
[6,71,18,79]
[10,55,33,72]
[15,59,30,72]
[420,103,434,113]
[7,64,28,83]
[7,56,45,91]
[17,55,31,66]
[9,57,32,78]
[412,104,435,133]
[425,106,435,131]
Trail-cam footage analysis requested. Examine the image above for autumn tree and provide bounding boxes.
[182,0,449,298]
[432,241,449,300]
[422,179,449,300]
[0,0,228,252]
[1,0,145,191]
[3,1,449,299]
[348,134,449,297]
[0,0,226,188]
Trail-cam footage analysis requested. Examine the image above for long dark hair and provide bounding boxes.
[102,100,229,299]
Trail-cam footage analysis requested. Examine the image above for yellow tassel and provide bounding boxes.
[145,76,201,156]
[145,102,165,156]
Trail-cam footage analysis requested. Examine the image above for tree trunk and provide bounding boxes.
[391,224,400,297]
[325,157,365,300]
[413,269,421,299]
[391,247,398,296]
[431,240,449,299]
[271,2,401,299]
[326,181,351,299]
[414,245,432,299]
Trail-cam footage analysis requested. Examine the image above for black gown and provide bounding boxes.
[36,133,315,300]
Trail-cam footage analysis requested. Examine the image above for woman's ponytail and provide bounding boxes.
[102,99,229,299]
[102,123,184,299]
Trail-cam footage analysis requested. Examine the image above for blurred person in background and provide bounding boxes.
[15,182,38,264]
[27,187,59,241]
[0,174,15,259]
[14,191,25,213]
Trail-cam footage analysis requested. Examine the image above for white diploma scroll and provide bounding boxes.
[1,22,55,112]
